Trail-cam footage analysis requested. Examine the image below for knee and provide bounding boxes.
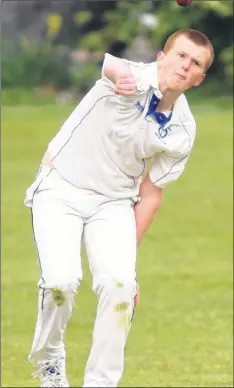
[39,281,80,307]
[94,279,137,327]
[39,280,80,295]
[39,266,83,294]
[94,277,137,302]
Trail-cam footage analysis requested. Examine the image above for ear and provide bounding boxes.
[157,51,165,62]
[194,73,206,87]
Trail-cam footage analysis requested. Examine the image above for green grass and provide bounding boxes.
[2,97,233,387]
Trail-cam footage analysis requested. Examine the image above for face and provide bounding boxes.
[157,35,211,92]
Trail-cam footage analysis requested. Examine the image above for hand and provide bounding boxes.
[134,282,140,306]
[115,75,137,96]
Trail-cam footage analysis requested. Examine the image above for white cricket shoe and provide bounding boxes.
[32,357,69,387]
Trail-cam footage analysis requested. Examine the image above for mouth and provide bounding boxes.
[175,73,186,80]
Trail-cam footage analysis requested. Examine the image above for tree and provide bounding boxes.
[79,0,233,88]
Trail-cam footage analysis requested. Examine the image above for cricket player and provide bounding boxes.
[25,29,214,387]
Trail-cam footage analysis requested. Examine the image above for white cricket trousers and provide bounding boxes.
[27,168,137,387]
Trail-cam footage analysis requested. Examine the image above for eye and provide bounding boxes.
[178,53,185,58]
[192,59,200,66]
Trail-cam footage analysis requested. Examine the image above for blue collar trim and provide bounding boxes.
[146,94,172,127]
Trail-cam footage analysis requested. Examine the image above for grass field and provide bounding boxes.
[2,97,233,387]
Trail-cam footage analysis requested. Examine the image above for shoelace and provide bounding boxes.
[31,358,69,387]
[32,364,68,387]
[31,360,65,379]
[31,362,57,378]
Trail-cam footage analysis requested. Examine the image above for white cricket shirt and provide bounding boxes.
[26,54,196,203]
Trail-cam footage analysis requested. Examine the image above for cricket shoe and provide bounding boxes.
[32,357,69,387]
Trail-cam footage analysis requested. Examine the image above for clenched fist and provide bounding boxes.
[115,75,137,96]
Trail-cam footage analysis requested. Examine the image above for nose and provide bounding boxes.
[181,58,191,71]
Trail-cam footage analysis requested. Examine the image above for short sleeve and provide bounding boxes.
[123,59,151,93]
[149,151,193,188]
[149,111,196,188]
[101,53,117,90]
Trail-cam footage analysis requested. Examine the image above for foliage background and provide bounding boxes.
[1,0,233,99]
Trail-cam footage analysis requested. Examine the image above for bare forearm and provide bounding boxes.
[134,196,161,245]
[134,174,163,245]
